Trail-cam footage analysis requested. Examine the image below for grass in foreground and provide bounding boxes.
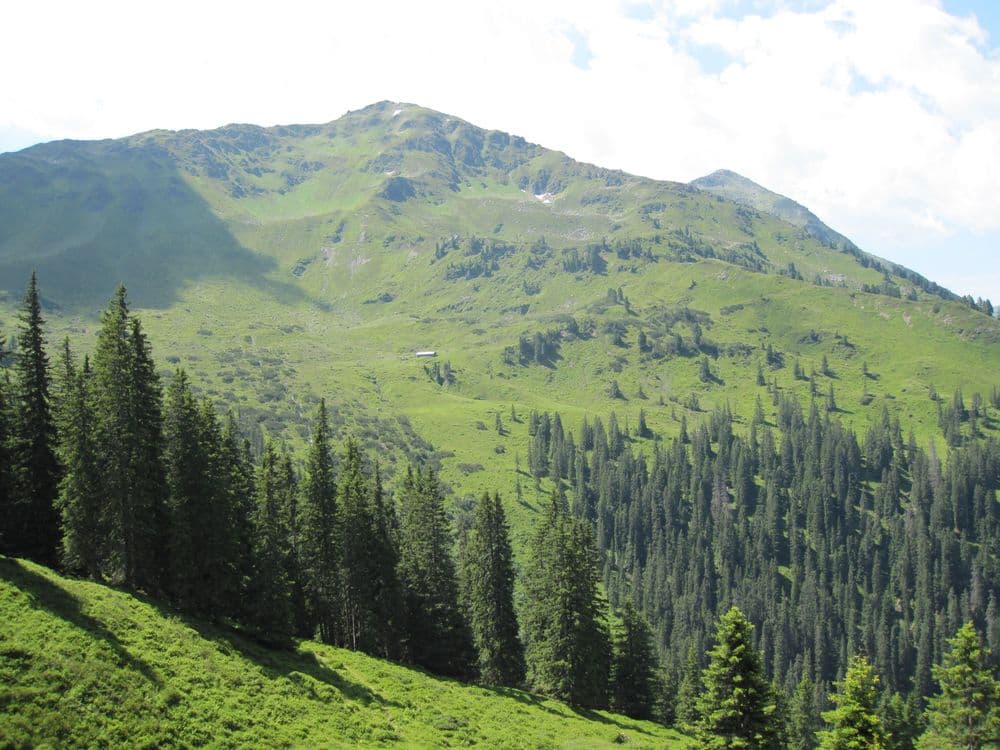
[0,557,688,749]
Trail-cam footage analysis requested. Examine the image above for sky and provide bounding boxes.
[2,0,998,304]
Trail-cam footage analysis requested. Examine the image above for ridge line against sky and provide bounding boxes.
[2,0,998,304]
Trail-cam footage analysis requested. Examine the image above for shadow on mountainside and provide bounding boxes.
[0,140,313,313]
[1,556,391,709]
[485,685,662,739]
[0,556,160,685]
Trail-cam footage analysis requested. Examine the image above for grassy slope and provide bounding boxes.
[1,100,999,547]
[0,557,687,749]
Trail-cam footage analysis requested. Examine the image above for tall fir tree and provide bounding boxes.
[279,451,309,636]
[917,622,1000,750]
[53,344,102,577]
[163,371,234,618]
[0,358,11,555]
[611,599,660,720]
[398,466,476,679]
[818,654,888,750]
[219,412,256,622]
[789,676,820,750]
[245,442,293,645]
[461,491,525,687]
[7,272,60,565]
[91,287,167,591]
[525,494,611,708]
[299,400,340,643]
[335,440,402,658]
[695,606,784,749]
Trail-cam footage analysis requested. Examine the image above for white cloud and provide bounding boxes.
[1,0,998,299]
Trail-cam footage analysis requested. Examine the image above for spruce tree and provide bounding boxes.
[818,654,888,750]
[90,287,167,591]
[398,466,476,679]
[789,676,820,750]
[299,400,340,643]
[163,371,233,618]
[218,413,256,621]
[695,606,783,749]
[676,642,705,730]
[0,363,12,555]
[7,272,60,565]
[611,599,660,720]
[279,451,308,636]
[336,440,402,658]
[53,345,102,577]
[245,442,293,645]
[917,622,1000,750]
[524,494,611,708]
[462,491,524,687]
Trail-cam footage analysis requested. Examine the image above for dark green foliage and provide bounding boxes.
[219,413,256,621]
[299,399,340,644]
[0,364,12,555]
[879,692,922,750]
[336,440,402,659]
[529,393,1000,713]
[245,442,294,645]
[675,643,704,730]
[694,606,783,749]
[524,495,611,708]
[789,677,820,750]
[818,655,888,750]
[53,344,101,577]
[6,273,60,565]
[461,492,524,687]
[611,599,660,720]
[918,622,1000,750]
[91,287,167,591]
[163,370,236,618]
[398,467,476,679]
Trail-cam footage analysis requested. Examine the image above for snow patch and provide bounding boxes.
[392,108,402,117]
[534,192,554,205]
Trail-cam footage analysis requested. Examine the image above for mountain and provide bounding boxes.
[690,168,955,299]
[0,557,685,748]
[0,100,998,540]
[690,169,856,252]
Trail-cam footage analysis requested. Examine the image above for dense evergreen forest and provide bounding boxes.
[522,391,1000,744]
[2,273,999,749]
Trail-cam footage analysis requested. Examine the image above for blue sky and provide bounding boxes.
[1,0,998,304]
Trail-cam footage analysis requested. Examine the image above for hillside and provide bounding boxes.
[0,557,685,748]
[1,99,998,547]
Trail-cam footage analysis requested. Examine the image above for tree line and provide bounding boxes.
[0,275,656,717]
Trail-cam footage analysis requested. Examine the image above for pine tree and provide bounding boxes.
[524,494,611,708]
[917,622,1000,750]
[218,413,255,621]
[462,491,524,687]
[611,599,660,719]
[245,442,293,645]
[53,345,101,577]
[789,676,820,750]
[695,606,783,749]
[299,400,340,643]
[398,466,476,679]
[0,357,13,555]
[676,643,704,730]
[279,451,308,636]
[818,654,888,750]
[7,272,60,565]
[336,440,402,658]
[163,371,233,618]
[91,286,167,591]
